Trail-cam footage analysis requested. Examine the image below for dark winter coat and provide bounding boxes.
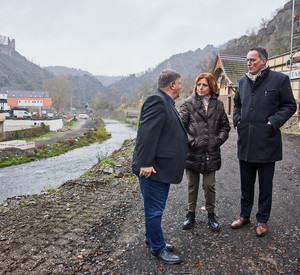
[132,89,188,184]
[179,92,230,174]
[233,66,297,162]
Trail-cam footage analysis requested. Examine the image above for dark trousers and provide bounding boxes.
[239,160,275,223]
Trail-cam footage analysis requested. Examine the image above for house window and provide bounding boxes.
[221,76,226,87]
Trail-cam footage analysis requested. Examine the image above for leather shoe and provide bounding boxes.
[231,217,250,229]
[208,213,220,232]
[256,222,268,237]
[182,211,195,230]
[151,250,181,264]
[145,240,174,251]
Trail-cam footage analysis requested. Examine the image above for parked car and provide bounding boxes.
[13,110,32,118]
[47,113,54,118]
[78,114,89,119]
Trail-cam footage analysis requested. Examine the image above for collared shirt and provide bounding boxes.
[246,64,268,82]
[164,92,175,106]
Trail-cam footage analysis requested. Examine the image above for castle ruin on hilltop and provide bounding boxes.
[0,35,15,56]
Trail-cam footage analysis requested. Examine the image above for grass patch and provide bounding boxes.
[0,118,110,168]
[43,186,61,194]
[99,158,116,167]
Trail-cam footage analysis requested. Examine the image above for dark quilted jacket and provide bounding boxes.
[179,92,230,173]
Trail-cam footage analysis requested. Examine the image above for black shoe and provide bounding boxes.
[182,211,195,230]
[208,213,220,232]
[145,240,174,251]
[151,250,181,264]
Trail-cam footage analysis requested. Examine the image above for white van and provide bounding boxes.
[78,114,89,119]
[13,110,32,118]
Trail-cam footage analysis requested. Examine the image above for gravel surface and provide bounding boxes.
[0,131,299,274]
[35,119,95,147]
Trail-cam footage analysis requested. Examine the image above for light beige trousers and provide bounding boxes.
[185,169,216,214]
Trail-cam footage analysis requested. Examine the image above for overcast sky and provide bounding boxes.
[0,0,290,76]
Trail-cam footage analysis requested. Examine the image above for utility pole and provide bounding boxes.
[289,0,295,77]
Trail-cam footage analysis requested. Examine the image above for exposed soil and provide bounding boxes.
[0,131,299,274]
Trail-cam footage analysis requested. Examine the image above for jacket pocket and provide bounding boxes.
[155,151,175,158]
[263,89,279,100]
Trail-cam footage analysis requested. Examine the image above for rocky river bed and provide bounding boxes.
[0,132,299,274]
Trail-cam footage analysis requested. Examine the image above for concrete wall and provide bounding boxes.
[4,119,63,131]
[0,125,50,142]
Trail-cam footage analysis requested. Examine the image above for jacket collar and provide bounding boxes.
[246,65,269,82]
[191,92,217,120]
[157,89,175,105]
[156,89,187,135]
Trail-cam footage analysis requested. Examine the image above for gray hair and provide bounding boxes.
[158,70,180,89]
[249,47,268,60]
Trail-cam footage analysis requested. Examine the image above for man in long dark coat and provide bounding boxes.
[231,47,296,237]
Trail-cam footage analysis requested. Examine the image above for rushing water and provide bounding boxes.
[0,119,136,202]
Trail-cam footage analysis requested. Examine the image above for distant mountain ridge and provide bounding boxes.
[46,66,124,87]
[0,0,294,109]
[45,66,92,77]
[109,0,293,106]
[94,75,124,86]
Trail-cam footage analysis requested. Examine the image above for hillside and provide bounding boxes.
[0,50,52,90]
[46,66,124,87]
[221,0,294,56]
[94,75,124,86]
[114,0,294,109]
[0,0,295,110]
[45,66,92,77]
[44,66,123,107]
[66,74,112,109]
[108,45,219,104]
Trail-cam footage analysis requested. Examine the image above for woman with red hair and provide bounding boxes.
[180,73,230,231]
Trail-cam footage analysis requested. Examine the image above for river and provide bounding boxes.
[0,119,136,202]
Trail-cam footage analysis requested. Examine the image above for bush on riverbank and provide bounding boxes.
[0,118,110,168]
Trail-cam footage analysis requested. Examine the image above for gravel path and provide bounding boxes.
[35,119,95,147]
[0,132,299,274]
[110,133,300,274]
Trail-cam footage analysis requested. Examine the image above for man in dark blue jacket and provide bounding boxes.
[231,47,296,237]
[132,70,188,264]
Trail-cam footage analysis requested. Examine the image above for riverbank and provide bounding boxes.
[0,132,299,274]
[0,118,108,168]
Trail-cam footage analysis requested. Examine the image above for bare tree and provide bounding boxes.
[42,75,74,113]
[260,18,269,29]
